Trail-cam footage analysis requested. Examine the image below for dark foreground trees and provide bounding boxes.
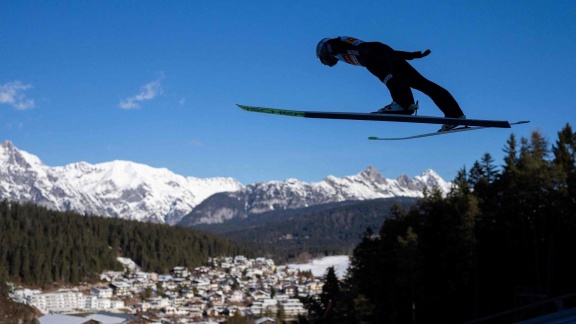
[323,124,576,323]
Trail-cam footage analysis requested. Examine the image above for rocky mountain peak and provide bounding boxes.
[358,166,387,184]
[1,140,41,169]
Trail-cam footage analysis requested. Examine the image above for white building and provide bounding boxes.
[91,287,113,298]
[79,295,98,310]
[172,266,190,278]
[283,298,307,317]
[134,302,151,312]
[229,290,245,303]
[147,296,170,309]
[29,291,82,312]
[251,298,278,315]
[29,290,125,313]
[110,281,131,297]
[97,298,111,310]
[234,255,248,263]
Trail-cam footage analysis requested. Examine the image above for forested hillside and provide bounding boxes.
[315,124,576,323]
[0,201,252,290]
[194,198,418,261]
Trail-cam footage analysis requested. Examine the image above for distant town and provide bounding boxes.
[9,255,344,323]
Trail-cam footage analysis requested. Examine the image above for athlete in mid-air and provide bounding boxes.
[316,36,466,131]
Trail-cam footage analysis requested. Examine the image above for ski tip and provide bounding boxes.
[512,120,531,126]
[236,104,255,112]
[368,136,379,140]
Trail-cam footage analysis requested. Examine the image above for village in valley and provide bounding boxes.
[9,255,341,323]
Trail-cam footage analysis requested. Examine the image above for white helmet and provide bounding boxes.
[316,38,338,67]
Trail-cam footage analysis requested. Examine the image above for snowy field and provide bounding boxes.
[287,255,350,279]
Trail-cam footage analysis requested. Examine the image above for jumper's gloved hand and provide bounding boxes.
[397,49,432,60]
[412,49,431,59]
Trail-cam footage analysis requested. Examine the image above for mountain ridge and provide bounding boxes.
[1,140,452,225]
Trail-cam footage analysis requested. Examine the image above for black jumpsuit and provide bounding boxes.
[327,36,464,118]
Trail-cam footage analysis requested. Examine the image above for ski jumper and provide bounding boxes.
[325,36,464,118]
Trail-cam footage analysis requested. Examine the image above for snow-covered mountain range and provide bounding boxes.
[0,140,452,225]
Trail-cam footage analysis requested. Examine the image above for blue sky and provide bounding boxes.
[1,1,575,184]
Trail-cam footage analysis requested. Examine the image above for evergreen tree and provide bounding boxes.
[345,227,384,322]
[320,266,340,322]
[503,133,519,171]
[468,161,485,187]
[452,167,470,195]
[480,152,499,182]
[549,124,576,293]
[0,266,8,297]
[396,226,419,323]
